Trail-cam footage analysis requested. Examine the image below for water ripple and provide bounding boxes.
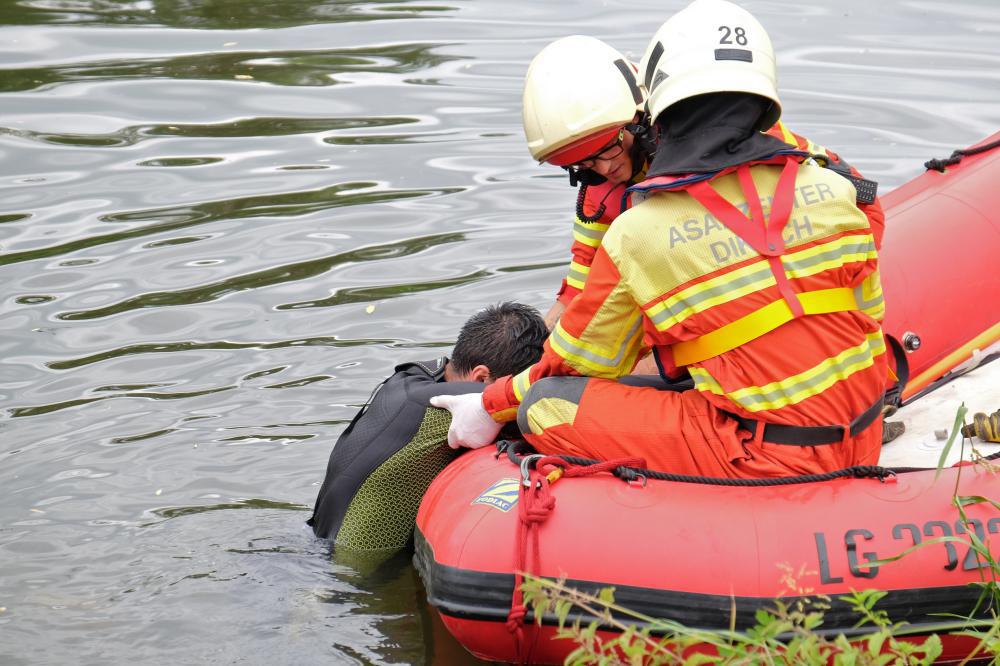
[151,498,307,521]
[2,0,457,29]
[0,182,461,267]
[278,267,491,310]
[8,384,236,418]
[55,230,467,320]
[0,116,421,148]
[2,3,999,665]
[46,336,400,371]
[0,43,464,94]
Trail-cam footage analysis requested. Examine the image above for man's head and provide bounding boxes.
[566,126,637,186]
[447,302,547,383]
[521,35,646,186]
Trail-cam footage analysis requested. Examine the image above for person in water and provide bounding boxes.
[432,0,888,475]
[308,302,547,548]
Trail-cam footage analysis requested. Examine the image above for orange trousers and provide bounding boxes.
[517,377,882,478]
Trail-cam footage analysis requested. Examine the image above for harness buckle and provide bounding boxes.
[839,423,851,447]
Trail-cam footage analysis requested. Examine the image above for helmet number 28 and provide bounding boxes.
[718,26,748,45]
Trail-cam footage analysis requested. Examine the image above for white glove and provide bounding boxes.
[429,393,502,449]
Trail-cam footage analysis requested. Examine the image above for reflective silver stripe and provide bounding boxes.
[567,265,589,284]
[512,368,532,402]
[550,314,644,373]
[647,265,773,328]
[573,221,608,242]
[647,239,875,330]
[853,278,884,313]
[782,240,875,274]
[722,336,885,410]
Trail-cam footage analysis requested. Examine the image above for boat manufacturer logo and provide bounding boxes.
[471,477,520,512]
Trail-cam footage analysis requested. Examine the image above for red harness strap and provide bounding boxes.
[687,157,804,317]
[505,454,646,663]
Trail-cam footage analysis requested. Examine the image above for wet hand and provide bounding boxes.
[429,393,502,449]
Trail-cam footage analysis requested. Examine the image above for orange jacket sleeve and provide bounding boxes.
[556,232,600,305]
[555,181,628,303]
[485,245,646,421]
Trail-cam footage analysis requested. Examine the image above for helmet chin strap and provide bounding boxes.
[624,117,656,179]
[565,166,606,188]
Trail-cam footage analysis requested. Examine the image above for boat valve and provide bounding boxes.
[902,332,922,352]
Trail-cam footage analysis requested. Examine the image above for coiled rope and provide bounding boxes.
[924,137,1000,172]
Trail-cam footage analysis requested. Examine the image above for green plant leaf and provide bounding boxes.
[867,630,886,655]
[956,494,1000,512]
[936,403,969,479]
[555,598,572,627]
[922,633,943,662]
[755,608,775,626]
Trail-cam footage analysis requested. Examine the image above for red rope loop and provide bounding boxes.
[537,454,646,480]
[506,466,557,662]
[505,454,647,662]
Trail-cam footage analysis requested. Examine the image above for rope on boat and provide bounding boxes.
[499,439,900,486]
[499,439,1000,487]
[502,448,646,664]
[924,137,1000,172]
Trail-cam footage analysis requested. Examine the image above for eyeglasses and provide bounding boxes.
[570,129,626,170]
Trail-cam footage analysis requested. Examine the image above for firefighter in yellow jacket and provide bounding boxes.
[433,0,887,477]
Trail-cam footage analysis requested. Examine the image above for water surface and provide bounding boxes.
[2,1,1000,663]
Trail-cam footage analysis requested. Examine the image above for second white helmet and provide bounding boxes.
[640,0,780,129]
[522,35,645,166]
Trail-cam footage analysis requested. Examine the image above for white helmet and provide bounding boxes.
[640,0,780,130]
[522,36,644,166]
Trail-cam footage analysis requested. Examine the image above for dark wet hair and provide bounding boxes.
[450,302,548,379]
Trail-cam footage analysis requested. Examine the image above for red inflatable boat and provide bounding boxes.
[415,134,1000,664]
[879,131,1000,400]
[416,443,997,664]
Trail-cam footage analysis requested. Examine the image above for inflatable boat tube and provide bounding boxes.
[415,368,1000,664]
[879,131,1000,400]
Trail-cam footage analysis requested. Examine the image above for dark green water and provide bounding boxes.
[1,1,999,663]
